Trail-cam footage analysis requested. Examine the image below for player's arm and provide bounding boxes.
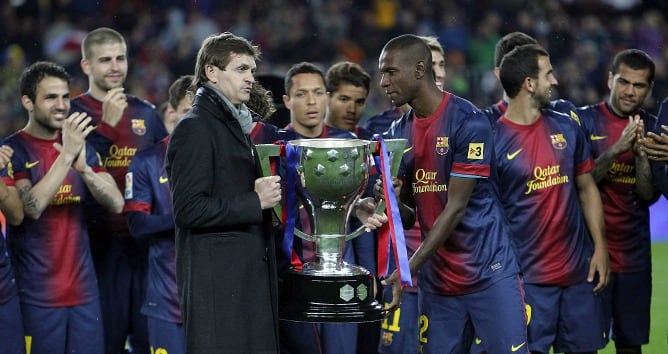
[124,160,174,239]
[0,146,23,225]
[575,172,609,294]
[590,115,639,183]
[126,212,174,239]
[633,120,658,201]
[20,113,94,219]
[382,176,476,310]
[407,176,474,276]
[73,144,124,214]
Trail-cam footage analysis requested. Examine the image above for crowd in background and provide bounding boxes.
[1,0,667,138]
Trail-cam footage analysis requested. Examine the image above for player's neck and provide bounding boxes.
[293,121,323,138]
[504,97,540,125]
[23,120,59,140]
[411,87,444,119]
[88,84,120,102]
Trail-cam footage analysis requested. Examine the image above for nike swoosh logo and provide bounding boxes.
[474,337,482,345]
[159,176,168,184]
[25,161,40,168]
[403,146,413,154]
[506,149,522,160]
[590,134,607,141]
[511,342,526,352]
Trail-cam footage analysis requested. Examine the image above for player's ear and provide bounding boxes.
[282,94,292,110]
[415,61,426,79]
[81,58,91,76]
[524,77,535,94]
[21,95,34,113]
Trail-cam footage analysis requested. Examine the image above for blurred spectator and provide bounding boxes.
[1,0,667,139]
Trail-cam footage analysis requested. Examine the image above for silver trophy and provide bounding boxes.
[256,138,407,322]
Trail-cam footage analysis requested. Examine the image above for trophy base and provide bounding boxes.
[279,269,384,323]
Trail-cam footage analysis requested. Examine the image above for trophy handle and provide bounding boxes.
[254,144,283,220]
[293,229,317,241]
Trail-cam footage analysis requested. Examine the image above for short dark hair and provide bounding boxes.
[499,44,549,99]
[168,75,194,110]
[610,49,655,83]
[284,62,325,96]
[382,34,433,74]
[494,32,538,68]
[325,61,371,94]
[82,27,126,60]
[193,32,261,88]
[20,61,70,102]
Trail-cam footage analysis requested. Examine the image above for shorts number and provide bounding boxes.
[25,336,32,354]
[418,314,429,344]
[381,302,401,332]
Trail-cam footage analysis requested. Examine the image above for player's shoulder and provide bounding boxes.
[126,94,158,111]
[449,92,480,114]
[326,126,357,139]
[543,108,580,129]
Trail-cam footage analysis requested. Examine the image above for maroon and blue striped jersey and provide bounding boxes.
[385,93,518,295]
[71,93,167,237]
[484,99,579,126]
[361,107,404,136]
[577,102,656,273]
[1,131,104,306]
[123,137,181,323]
[250,120,296,144]
[495,110,596,286]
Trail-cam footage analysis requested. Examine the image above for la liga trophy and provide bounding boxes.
[255,138,408,322]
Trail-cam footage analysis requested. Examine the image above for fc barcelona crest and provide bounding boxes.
[436,136,449,155]
[550,133,567,150]
[131,119,147,136]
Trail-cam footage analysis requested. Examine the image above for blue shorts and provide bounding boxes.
[91,235,149,354]
[0,295,25,354]
[419,274,527,354]
[378,289,419,354]
[602,270,651,345]
[524,279,608,352]
[147,317,185,354]
[21,297,103,354]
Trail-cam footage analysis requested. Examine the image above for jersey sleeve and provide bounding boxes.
[123,152,153,214]
[85,142,106,173]
[571,117,595,175]
[451,111,492,178]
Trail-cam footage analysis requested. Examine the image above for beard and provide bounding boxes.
[534,89,552,108]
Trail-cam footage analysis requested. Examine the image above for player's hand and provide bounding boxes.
[633,119,647,157]
[0,145,14,170]
[380,271,403,313]
[58,112,94,162]
[354,197,388,232]
[255,175,282,210]
[611,115,639,155]
[102,87,127,127]
[71,144,89,173]
[641,125,668,161]
[374,177,402,200]
[587,247,610,295]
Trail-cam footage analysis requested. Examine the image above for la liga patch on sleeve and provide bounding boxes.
[467,143,484,160]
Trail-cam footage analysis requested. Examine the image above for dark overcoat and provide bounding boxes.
[166,86,279,354]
